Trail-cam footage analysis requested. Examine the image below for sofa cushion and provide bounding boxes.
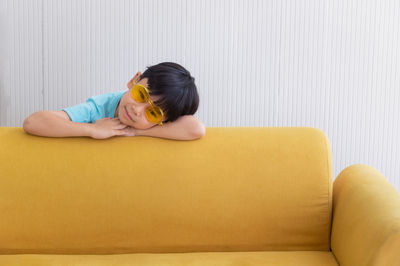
[0,251,338,266]
[0,127,332,253]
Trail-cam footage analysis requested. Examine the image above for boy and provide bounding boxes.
[23,62,205,140]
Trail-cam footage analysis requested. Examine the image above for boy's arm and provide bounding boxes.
[23,111,94,137]
[23,111,205,140]
[133,115,206,141]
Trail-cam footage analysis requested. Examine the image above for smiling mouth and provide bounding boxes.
[124,107,134,121]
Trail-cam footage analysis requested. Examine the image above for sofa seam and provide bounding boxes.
[321,128,332,251]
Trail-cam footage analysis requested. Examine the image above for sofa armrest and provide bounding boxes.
[331,164,400,266]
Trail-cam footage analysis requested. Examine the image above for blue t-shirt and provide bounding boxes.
[62,91,126,123]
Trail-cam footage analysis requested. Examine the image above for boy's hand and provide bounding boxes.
[90,118,129,139]
[122,126,137,137]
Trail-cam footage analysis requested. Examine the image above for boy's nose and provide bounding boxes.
[130,105,141,116]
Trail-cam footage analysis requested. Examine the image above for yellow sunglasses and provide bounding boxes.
[130,74,165,126]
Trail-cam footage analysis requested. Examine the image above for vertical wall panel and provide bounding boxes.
[43,0,139,111]
[0,0,10,124]
[1,0,400,192]
[1,0,43,124]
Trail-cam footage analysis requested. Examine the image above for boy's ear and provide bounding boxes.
[127,71,142,89]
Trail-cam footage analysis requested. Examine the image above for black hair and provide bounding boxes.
[138,62,199,123]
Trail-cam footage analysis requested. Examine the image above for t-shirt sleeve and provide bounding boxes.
[62,100,97,123]
[61,92,123,123]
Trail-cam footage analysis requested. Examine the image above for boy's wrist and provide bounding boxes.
[85,123,96,138]
[134,129,144,136]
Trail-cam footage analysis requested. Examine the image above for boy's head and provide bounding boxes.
[117,62,199,130]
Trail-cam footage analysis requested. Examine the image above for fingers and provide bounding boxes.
[112,118,127,126]
[113,130,126,136]
[114,129,131,137]
[117,124,128,129]
[108,118,128,130]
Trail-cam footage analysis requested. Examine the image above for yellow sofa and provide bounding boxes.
[0,127,399,266]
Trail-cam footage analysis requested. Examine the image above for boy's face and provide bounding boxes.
[115,73,165,130]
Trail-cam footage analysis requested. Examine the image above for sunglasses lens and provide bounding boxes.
[145,107,163,124]
[131,84,164,124]
[131,85,148,103]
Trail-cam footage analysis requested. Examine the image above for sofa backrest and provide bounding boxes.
[0,127,332,254]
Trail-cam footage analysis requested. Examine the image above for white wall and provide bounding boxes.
[1,0,399,192]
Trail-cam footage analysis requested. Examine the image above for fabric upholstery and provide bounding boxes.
[0,251,338,266]
[2,126,398,265]
[0,127,332,254]
[331,164,400,266]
